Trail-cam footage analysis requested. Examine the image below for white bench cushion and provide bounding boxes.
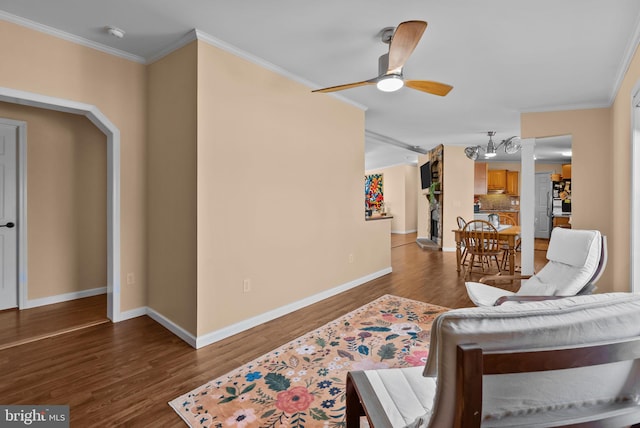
[422,293,640,427]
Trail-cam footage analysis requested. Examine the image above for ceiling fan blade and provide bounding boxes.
[387,20,427,74]
[404,80,453,96]
[312,79,375,93]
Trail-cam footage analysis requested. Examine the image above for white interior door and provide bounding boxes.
[0,122,17,310]
[534,172,551,239]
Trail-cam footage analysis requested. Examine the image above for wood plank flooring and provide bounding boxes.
[0,234,547,427]
[0,294,108,350]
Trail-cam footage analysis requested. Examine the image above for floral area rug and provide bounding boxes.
[169,294,449,428]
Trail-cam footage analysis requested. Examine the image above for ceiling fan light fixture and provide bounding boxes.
[376,75,404,92]
[464,146,480,161]
[465,131,522,160]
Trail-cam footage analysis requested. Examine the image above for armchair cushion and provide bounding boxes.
[542,228,601,296]
[465,281,515,306]
[546,227,597,266]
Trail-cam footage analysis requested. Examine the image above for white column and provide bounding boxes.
[520,139,536,275]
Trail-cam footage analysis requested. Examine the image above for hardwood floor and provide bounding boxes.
[0,234,547,427]
[0,294,108,350]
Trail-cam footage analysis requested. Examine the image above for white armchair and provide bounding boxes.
[345,293,640,427]
[465,227,606,307]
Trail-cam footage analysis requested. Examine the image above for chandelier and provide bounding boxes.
[465,131,522,160]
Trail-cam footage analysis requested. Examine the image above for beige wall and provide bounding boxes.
[610,41,640,292]
[365,164,419,233]
[0,102,106,299]
[417,155,429,239]
[404,165,418,232]
[146,43,198,333]
[0,20,147,311]
[521,108,613,290]
[416,147,474,249]
[195,41,389,334]
[0,19,391,338]
[442,146,474,249]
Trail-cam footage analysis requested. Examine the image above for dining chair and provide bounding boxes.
[498,214,520,271]
[456,216,468,267]
[462,220,501,279]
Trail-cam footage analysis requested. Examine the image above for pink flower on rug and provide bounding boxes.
[225,408,257,427]
[274,386,315,413]
[381,313,404,322]
[404,350,429,366]
[351,359,390,370]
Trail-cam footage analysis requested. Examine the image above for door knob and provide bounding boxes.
[0,222,15,228]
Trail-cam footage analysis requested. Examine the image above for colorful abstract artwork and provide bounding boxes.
[365,174,383,211]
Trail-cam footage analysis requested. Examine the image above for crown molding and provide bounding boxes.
[609,10,640,105]
[192,29,367,111]
[519,101,611,114]
[145,29,199,64]
[0,10,146,64]
[0,10,368,111]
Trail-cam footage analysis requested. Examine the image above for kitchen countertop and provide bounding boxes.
[477,209,520,213]
[553,213,572,218]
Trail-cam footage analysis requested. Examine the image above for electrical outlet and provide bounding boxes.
[243,279,251,293]
[349,253,354,264]
[126,273,135,285]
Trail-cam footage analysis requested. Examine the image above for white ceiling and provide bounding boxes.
[1,0,638,169]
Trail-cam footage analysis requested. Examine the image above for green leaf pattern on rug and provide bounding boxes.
[169,295,449,428]
[377,343,397,361]
[264,373,290,392]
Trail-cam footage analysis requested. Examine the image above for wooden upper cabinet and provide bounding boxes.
[487,169,507,191]
[562,164,572,179]
[474,162,488,194]
[506,171,519,195]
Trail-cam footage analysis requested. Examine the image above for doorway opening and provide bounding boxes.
[0,87,121,321]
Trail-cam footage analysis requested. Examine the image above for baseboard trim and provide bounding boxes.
[118,306,148,321]
[146,307,197,348]
[442,246,456,252]
[128,268,394,349]
[23,286,107,309]
[391,229,418,234]
[194,267,393,349]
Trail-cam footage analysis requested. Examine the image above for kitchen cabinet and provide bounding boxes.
[506,171,519,195]
[553,216,571,228]
[562,164,572,179]
[487,169,507,191]
[474,162,488,194]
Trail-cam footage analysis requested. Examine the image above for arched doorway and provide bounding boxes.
[0,86,121,321]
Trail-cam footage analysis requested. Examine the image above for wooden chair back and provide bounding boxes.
[498,214,515,226]
[462,220,500,254]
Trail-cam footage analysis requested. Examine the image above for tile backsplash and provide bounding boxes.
[477,194,519,210]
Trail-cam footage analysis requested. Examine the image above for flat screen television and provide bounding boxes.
[420,162,431,189]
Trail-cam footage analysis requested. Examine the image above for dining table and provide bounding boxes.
[452,225,521,275]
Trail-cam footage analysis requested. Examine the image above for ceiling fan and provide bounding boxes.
[312,20,453,96]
